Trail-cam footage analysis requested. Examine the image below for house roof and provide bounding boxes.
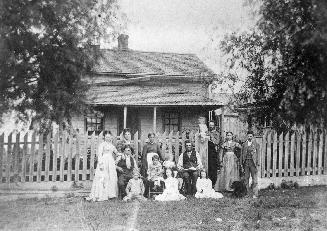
[93,49,215,80]
[86,84,229,106]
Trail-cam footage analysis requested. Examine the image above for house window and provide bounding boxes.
[85,114,103,135]
[163,111,180,133]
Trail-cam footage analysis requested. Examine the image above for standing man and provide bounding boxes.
[207,120,220,184]
[177,140,203,195]
[240,131,260,198]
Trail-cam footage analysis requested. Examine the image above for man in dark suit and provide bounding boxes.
[240,131,260,198]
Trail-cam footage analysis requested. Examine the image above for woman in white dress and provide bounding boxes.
[155,168,186,201]
[86,131,119,201]
[195,171,223,199]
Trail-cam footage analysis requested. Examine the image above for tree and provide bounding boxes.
[0,0,123,131]
[221,0,327,130]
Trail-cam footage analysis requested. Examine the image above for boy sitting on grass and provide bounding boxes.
[123,171,147,202]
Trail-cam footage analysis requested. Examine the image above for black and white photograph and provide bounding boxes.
[0,0,326,230]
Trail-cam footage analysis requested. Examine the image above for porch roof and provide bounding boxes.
[86,85,231,106]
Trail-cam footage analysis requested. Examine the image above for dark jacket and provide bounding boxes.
[240,140,260,166]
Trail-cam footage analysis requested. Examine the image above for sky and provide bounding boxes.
[116,0,255,73]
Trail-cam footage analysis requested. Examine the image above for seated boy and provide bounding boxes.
[147,155,164,191]
[123,171,147,202]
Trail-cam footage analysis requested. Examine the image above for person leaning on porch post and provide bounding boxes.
[141,132,163,177]
[240,131,260,198]
[177,140,203,196]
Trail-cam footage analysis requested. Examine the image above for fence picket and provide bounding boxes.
[134,131,139,165]
[90,132,96,180]
[75,134,80,182]
[82,134,88,181]
[318,133,323,175]
[45,133,51,182]
[278,132,283,176]
[307,133,313,175]
[67,134,72,181]
[284,132,289,177]
[6,133,12,184]
[60,133,65,182]
[37,133,43,182]
[301,133,306,176]
[29,132,36,182]
[12,133,20,183]
[312,132,318,175]
[0,133,3,182]
[22,132,28,182]
[266,132,272,178]
[272,132,278,177]
[174,131,180,163]
[290,133,295,177]
[181,132,186,153]
[168,131,173,160]
[324,130,327,174]
[53,132,58,182]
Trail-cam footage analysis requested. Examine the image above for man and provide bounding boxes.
[240,131,260,198]
[116,145,138,198]
[207,120,220,184]
[177,140,203,195]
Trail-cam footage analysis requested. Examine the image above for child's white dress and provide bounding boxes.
[195,178,224,199]
[155,177,186,201]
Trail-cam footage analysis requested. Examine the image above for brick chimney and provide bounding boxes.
[118,34,129,50]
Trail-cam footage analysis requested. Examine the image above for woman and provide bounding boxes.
[116,144,138,198]
[214,132,242,192]
[141,133,163,177]
[86,131,119,201]
[117,128,135,154]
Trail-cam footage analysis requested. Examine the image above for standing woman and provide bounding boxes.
[214,132,242,192]
[117,128,135,154]
[86,131,119,201]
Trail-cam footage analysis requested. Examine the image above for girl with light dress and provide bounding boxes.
[154,168,186,201]
[86,131,119,201]
[195,171,223,199]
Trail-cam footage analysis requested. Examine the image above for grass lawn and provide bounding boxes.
[0,186,326,231]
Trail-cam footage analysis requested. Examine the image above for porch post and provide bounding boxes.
[123,106,127,129]
[153,106,157,133]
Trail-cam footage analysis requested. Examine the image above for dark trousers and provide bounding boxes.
[243,159,258,196]
[208,142,218,184]
[182,170,198,195]
[118,173,132,198]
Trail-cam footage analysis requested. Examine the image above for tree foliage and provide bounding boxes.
[0,0,122,130]
[221,0,327,129]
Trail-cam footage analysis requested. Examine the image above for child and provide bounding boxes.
[123,171,147,202]
[147,155,164,190]
[155,168,186,201]
[195,170,223,199]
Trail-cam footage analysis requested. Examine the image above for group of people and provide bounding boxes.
[85,125,260,202]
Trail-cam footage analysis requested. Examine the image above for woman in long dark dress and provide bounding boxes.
[214,132,241,192]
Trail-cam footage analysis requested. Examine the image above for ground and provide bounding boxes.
[0,186,326,231]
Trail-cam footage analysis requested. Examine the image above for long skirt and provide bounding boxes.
[214,152,240,192]
[87,153,118,201]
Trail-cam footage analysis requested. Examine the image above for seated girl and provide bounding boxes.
[154,168,186,201]
[123,171,147,202]
[195,170,224,199]
[147,155,164,190]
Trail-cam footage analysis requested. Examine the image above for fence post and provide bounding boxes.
[29,132,36,182]
[284,132,290,177]
[307,133,313,175]
[53,132,58,182]
[290,133,295,177]
[313,132,318,175]
[272,132,277,178]
[266,132,271,178]
[318,132,323,175]
[45,133,51,182]
[278,132,283,177]
[301,133,306,176]
[22,132,28,182]
[0,133,4,183]
[37,133,43,183]
[75,134,80,182]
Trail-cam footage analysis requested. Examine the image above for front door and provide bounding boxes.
[118,107,140,136]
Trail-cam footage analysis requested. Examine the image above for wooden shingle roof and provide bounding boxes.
[93,49,215,79]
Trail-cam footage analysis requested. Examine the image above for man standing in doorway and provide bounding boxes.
[240,131,260,198]
[207,120,220,184]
